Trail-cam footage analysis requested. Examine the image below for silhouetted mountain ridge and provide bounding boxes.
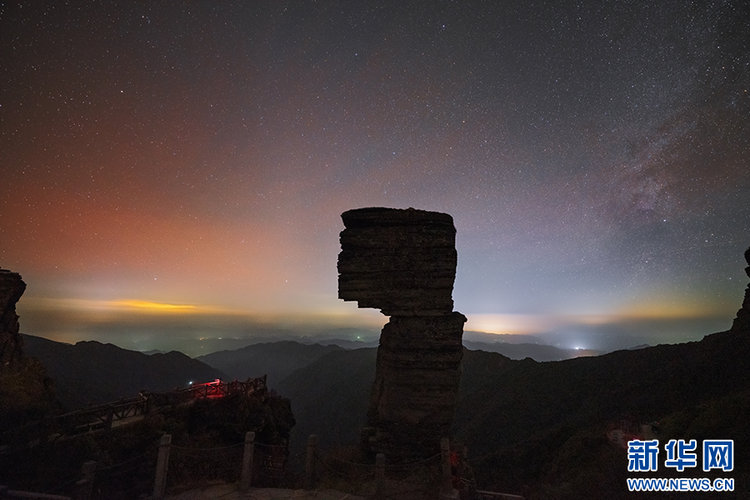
[276,347,377,451]
[459,329,750,496]
[196,340,344,387]
[17,326,750,498]
[272,329,750,498]
[462,340,601,361]
[21,334,226,410]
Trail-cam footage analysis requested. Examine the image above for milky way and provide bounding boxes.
[1,1,748,351]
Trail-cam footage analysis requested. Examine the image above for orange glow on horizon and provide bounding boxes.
[112,299,197,312]
[599,295,729,321]
[18,295,388,328]
[21,297,216,315]
[466,314,555,335]
[465,301,729,336]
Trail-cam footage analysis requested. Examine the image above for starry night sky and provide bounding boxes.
[2,1,749,352]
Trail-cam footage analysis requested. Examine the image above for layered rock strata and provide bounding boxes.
[338,207,466,459]
[731,246,750,335]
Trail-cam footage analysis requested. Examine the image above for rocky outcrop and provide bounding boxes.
[0,268,27,366]
[338,207,466,460]
[730,246,750,335]
[0,268,56,431]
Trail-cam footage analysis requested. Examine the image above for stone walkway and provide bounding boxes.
[163,484,367,500]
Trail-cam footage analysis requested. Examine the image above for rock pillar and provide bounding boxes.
[338,207,466,460]
[0,268,55,431]
[0,269,27,367]
[731,246,750,334]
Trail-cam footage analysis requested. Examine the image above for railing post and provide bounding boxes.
[240,431,255,491]
[440,437,457,500]
[375,453,385,500]
[76,460,97,500]
[153,434,172,499]
[305,434,317,490]
[142,393,153,415]
[105,406,114,430]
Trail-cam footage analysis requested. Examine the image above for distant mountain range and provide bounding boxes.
[21,334,226,410]
[194,337,601,384]
[18,328,749,498]
[462,340,601,361]
[21,333,592,411]
[277,347,377,450]
[270,329,750,498]
[195,340,345,387]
